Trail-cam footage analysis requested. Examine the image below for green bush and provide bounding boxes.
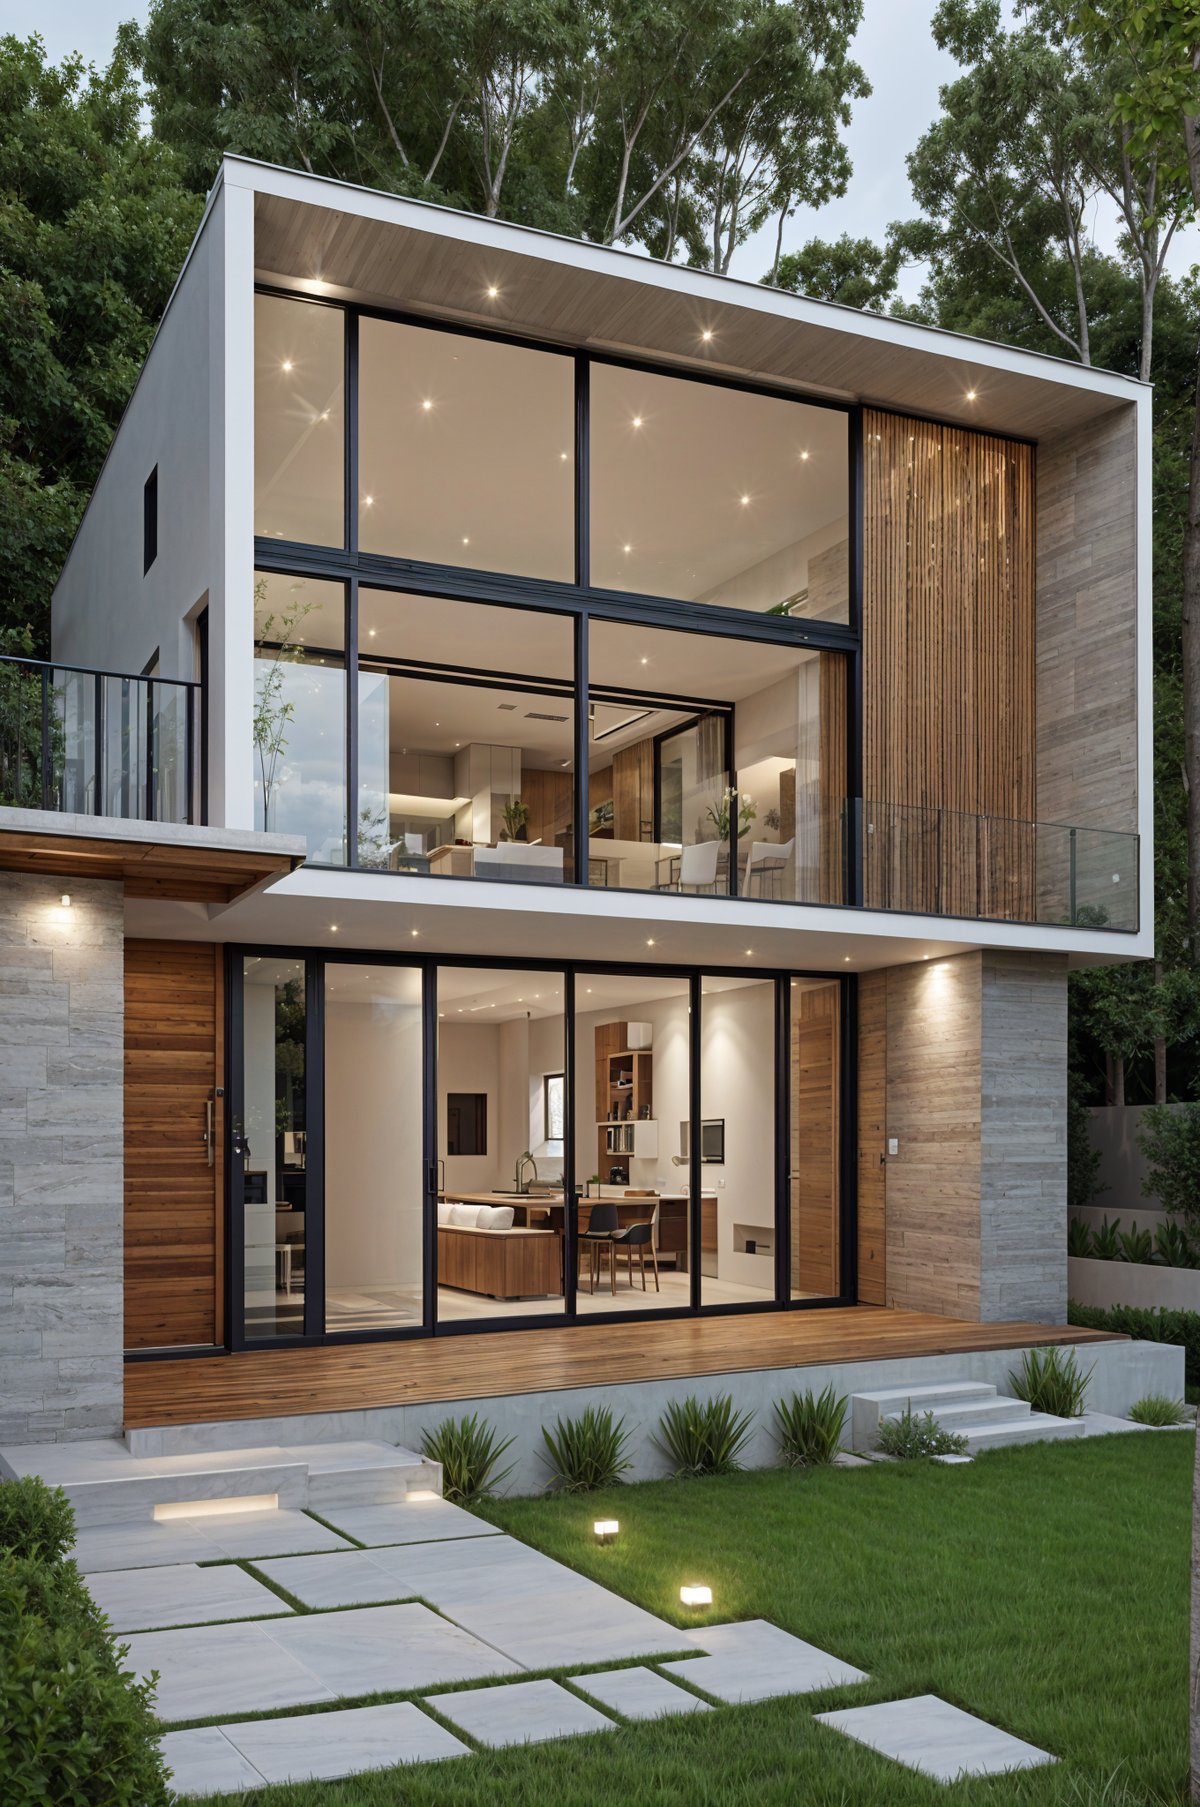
[1068,1216,1094,1257]
[1010,1346,1092,1417]
[774,1385,848,1468]
[1068,1071,1104,1213]
[0,1476,75,1564]
[1091,1215,1122,1259]
[1116,1223,1154,1265]
[540,1406,631,1493]
[0,1480,170,1807]
[876,1408,968,1459]
[655,1393,754,1478]
[1069,1299,1200,1386]
[1127,1394,1191,1426]
[420,1413,515,1503]
[1138,1104,1200,1224]
[1153,1220,1200,1269]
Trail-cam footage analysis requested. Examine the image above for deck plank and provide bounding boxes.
[124,1308,1121,1429]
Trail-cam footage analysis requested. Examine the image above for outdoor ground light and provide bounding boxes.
[680,1583,713,1608]
[593,1518,619,1545]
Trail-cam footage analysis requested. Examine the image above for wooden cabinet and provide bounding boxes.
[594,1021,655,1183]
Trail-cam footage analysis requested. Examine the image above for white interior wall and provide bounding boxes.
[325,992,423,1291]
[438,1022,501,1190]
[698,516,848,615]
[700,982,776,1290]
[242,978,277,1295]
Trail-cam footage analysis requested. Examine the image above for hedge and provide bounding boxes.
[1069,1299,1200,1387]
[0,1475,170,1807]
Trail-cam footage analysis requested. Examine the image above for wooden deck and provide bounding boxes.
[124,1307,1122,1429]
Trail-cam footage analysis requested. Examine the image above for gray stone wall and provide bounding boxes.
[0,875,124,1443]
[979,950,1068,1323]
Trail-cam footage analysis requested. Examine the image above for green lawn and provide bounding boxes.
[185,1433,1190,1806]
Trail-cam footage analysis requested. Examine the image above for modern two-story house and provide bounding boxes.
[0,155,1170,1470]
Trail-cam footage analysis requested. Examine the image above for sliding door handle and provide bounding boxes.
[204,1094,215,1167]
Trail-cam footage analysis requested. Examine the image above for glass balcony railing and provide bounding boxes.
[0,655,199,826]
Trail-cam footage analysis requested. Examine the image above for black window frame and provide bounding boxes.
[251,286,863,904]
[202,946,856,1357]
[143,466,158,576]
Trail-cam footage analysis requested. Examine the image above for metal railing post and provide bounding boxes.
[145,678,156,823]
[94,672,103,815]
[1069,826,1077,925]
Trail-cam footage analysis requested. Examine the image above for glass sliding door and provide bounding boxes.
[254,572,347,862]
[324,964,425,1333]
[435,967,567,1322]
[574,971,692,1313]
[699,975,777,1307]
[789,978,843,1298]
[656,714,729,894]
[240,956,307,1339]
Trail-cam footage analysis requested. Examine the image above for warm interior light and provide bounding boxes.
[387,792,471,816]
[623,543,632,553]
[281,359,294,373]
[411,928,419,937]
[330,924,339,933]
[740,494,750,506]
[59,894,71,909]
[800,450,810,461]
[680,1583,713,1608]
[594,1518,619,1543]
[155,1493,278,1521]
[701,328,714,342]
[745,949,753,956]
[422,398,434,411]
[363,495,375,506]
[646,938,656,947]
[486,284,499,298]
[632,415,643,428]
[966,388,977,400]
[560,451,569,461]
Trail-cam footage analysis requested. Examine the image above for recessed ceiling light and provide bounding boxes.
[368,627,376,636]
[623,543,632,554]
[462,535,470,545]
[411,929,419,937]
[363,495,374,506]
[640,656,648,664]
[966,388,977,400]
[330,924,338,933]
[486,284,499,299]
[422,398,433,411]
[560,450,568,461]
[745,949,753,956]
[281,359,294,372]
[800,450,810,461]
[646,938,656,946]
[632,415,643,428]
[740,494,750,506]
[844,955,851,962]
[701,328,714,342]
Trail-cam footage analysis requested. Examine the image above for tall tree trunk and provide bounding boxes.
[1185,370,1200,954]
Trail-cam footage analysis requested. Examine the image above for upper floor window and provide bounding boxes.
[255,294,345,548]
[358,318,574,581]
[143,466,158,574]
[589,364,849,623]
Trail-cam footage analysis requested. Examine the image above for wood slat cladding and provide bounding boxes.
[856,971,887,1304]
[124,941,223,1349]
[790,982,840,1296]
[863,411,1036,920]
[125,1304,1119,1428]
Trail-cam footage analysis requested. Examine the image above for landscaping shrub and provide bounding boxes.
[1116,1223,1154,1266]
[1069,1299,1200,1387]
[1068,1216,1094,1258]
[1138,1103,1200,1225]
[0,1478,169,1807]
[1127,1394,1191,1426]
[541,1405,631,1493]
[655,1393,754,1477]
[875,1408,968,1459]
[774,1385,848,1467]
[1153,1220,1200,1269]
[1091,1215,1122,1260]
[421,1413,515,1503]
[1010,1346,1091,1417]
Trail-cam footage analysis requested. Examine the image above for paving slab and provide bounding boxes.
[570,1665,713,1720]
[123,1620,337,1722]
[261,1601,519,1695]
[319,1496,503,1546]
[73,1508,352,1574]
[661,1619,868,1703]
[255,1548,407,1610]
[816,1693,1056,1781]
[159,1727,266,1797]
[427,1677,616,1747]
[88,1561,287,1633]
[216,1700,470,1783]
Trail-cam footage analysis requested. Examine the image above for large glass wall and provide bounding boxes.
[436,967,567,1322]
[240,956,307,1339]
[255,294,345,547]
[589,363,849,621]
[573,972,692,1314]
[358,320,574,580]
[700,976,776,1307]
[254,572,347,861]
[358,591,575,879]
[325,964,424,1332]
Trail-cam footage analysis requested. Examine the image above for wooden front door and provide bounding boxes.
[124,940,224,1349]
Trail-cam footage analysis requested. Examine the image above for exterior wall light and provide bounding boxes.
[60,894,71,908]
[593,1519,619,1545]
[680,1583,713,1608]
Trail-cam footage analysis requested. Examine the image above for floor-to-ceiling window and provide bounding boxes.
[252,292,858,900]
[231,954,850,1346]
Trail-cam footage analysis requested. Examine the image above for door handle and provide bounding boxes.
[204,1094,214,1167]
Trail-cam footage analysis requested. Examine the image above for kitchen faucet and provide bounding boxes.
[515,1150,538,1193]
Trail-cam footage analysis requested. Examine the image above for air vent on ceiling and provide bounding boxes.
[497,703,517,711]
[525,711,569,722]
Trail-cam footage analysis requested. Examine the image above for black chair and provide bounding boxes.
[609,1218,660,1292]
[579,1201,619,1295]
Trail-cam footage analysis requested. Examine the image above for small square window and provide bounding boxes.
[544,1072,565,1146]
[143,467,158,575]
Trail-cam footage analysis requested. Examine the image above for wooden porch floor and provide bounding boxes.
[124,1307,1121,1428]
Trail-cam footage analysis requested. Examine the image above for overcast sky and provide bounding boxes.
[16,0,1198,299]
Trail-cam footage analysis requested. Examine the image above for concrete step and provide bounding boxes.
[882,1396,1032,1432]
[851,1381,1000,1450]
[961,1413,1085,1454]
[0,1436,439,1526]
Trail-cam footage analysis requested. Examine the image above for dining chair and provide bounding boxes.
[744,837,795,899]
[579,1200,619,1294]
[609,1217,660,1291]
[679,840,720,893]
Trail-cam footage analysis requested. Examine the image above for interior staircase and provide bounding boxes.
[849,1380,1086,1457]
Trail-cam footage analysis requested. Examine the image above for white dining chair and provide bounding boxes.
[744,838,795,899]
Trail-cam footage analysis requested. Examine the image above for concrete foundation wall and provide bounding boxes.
[0,877,125,1443]
[126,1337,1182,1489]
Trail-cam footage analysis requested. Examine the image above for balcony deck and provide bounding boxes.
[124,1306,1121,1428]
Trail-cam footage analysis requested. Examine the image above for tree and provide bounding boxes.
[0,34,201,648]
[769,233,901,308]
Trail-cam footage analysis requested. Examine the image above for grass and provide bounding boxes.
[175,1432,1190,1806]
